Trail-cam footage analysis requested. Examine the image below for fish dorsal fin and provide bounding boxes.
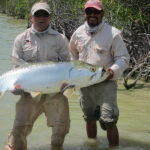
[30,92,42,98]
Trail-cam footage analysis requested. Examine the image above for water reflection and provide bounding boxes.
[29,137,150,150]
[28,137,150,150]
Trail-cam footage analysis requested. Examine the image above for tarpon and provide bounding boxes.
[0,61,108,98]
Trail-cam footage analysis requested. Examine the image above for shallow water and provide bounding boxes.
[0,13,150,150]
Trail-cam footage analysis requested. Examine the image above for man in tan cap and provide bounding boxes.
[5,1,70,150]
[69,0,129,147]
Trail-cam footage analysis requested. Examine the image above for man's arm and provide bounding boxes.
[57,34,71,61]
[69,32,79,60]
[109,33,130,79]
[12,35,24,68]
[11,35,29,95]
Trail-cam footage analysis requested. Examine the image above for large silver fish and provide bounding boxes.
[0,61,108,98]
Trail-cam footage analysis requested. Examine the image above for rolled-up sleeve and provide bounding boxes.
[69,32,79,60]
[110,33,130,79]
[57,34,71,61]
[12,35,23,58]
[12,35,25,67]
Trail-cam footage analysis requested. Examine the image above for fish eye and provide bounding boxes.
[90,67,96,72]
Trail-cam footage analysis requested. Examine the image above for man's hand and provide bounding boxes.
[105,68,114,80]
[11,89,24,95]
[11,89,30,96]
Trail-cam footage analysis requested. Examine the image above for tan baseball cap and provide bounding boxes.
[31,2,51,15]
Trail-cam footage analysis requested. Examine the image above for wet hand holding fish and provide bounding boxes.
[0,61,108,98]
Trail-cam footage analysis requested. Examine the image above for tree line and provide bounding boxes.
[0,0,149,89]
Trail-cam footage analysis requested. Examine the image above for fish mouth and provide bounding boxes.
[89,67,106,83]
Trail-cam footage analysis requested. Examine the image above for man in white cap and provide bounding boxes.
[5,1,70,150]
[69,0,129,147]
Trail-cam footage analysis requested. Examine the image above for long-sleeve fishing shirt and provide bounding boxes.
[69,21,130,80]
[12,25,70,66]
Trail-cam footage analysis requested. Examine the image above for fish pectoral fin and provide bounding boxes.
[62,85,76,98]
[30,92,42,98]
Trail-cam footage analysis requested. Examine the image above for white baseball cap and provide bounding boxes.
[31,2,51,15]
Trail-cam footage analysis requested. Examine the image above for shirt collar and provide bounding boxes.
[84,19,105,34]
[31,24,58,36]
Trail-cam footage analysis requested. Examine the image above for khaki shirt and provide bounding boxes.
[69,21,130,79]
[12,25,70,65]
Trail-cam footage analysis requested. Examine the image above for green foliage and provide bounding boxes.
[15,0,28,18]
[6,0,16,16]
[103,0,149,33]
[0,1,6,12]
[1,0,37,18]
[45,0,87,39]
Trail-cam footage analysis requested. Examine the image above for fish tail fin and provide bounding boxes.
[0,77,10,98]
[0,90,6,98]
[0,82,9,98]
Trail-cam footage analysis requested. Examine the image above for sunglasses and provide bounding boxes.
[85,9,102,15]
[34,12,50,18]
